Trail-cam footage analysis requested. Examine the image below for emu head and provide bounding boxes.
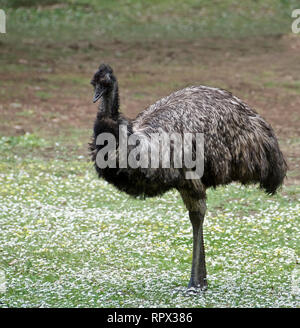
[91,64,116,103]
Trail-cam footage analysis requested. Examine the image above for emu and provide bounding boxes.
[90,64,287,290]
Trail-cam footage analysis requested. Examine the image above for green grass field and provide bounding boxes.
[0,134,299,307]
[1,0,299,48]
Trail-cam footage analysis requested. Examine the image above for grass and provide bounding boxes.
[0,134,299,307]
[1,0,299,59]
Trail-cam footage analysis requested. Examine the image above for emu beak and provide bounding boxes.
[93,87,104,103]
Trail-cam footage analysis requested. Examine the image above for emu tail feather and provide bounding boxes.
[260,138,287,195]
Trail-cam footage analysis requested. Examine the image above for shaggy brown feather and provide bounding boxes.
[90,72,287,199]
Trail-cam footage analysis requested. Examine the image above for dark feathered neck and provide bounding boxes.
[98,83,119,120]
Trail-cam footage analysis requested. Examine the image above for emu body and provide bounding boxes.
[90,64,287,289]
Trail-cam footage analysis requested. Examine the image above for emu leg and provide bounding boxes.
[188,210,207,289]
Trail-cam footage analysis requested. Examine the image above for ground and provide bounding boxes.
[0,0,299,307]
[1,34,300,183]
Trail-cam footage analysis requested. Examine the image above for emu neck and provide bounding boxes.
[99,83,119,120]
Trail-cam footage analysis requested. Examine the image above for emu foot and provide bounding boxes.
[187,278,208,293]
